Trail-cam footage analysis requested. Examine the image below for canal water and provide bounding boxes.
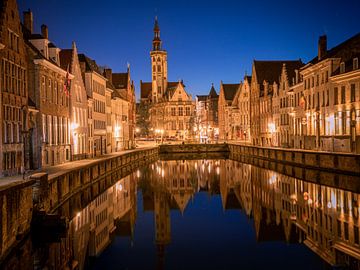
[3,158,360,270]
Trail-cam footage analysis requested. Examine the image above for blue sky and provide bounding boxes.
[18,0,360,100]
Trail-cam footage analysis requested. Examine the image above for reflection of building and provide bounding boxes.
[140,159,220,269]
[140,18,195,141]
[218,159,360,268]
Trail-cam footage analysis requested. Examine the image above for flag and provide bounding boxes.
[63,64,71,96]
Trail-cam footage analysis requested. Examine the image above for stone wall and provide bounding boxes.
[0,180,35,262]
[31,147,158,214]
[159,143,229,154]
[229,143,360,175]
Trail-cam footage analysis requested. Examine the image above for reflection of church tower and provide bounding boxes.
[151,17,168,103]
[154,192,171,270]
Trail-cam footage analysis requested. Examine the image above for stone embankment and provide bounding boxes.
[0,146,158,264]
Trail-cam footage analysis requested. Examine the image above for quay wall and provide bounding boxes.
[0,180,35,262]
[229,144,360,175]
[0,147,158,264]
[159,143,229,154]
[31,147,158,214]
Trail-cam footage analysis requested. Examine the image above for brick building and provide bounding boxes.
[140,18,195,141]
[23,13,72,168]
[0,0,29,176]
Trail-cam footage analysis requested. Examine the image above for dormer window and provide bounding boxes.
[354,58,359,70]
[340,62,345,73]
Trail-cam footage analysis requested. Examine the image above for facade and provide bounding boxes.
[195,84,219,142]
[103,68,130,151]
[0,0,29,176]
[111,67,136,149]
[299,34,360,153]
[250,60,303,146]
[273,61,304,147]
[78,54,108,156]
[59,42,88,160]
[237,76,251,142]
[140,18,195,141]
[24,18,72,168]
[218,82,240,140]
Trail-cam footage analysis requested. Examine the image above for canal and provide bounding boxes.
[2,157,360,269]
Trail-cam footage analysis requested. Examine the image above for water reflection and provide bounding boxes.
[139,159,360,269]
[2,159,360,270]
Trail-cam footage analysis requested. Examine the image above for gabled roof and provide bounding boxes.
[196,95,208,101]
[140,81,152,99]
[208,85,218,98]
[112,73,128,89]
[222,83,240,101]
[309,32,360,65]
[254,60,303,85]
[244,75,252,83]
[78,53,102,74]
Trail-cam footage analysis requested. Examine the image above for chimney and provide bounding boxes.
[41,24,48,39]
[23,9,33,34]
[104,68,112,83]
[318,35,327,60]
[295,69,299,84]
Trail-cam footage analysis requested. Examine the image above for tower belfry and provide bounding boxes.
[151,17,168,103]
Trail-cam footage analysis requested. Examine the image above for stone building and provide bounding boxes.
[23,14,72,168]
[0,0,29,176]
[78,54,109,156]
[299,34,360,153]
[272,61,304,147]
[60,42,88,160]
[140,18,195,141]
[237,76,251,142]
[195,84,219,142]
[103,68,130,151]
[111,67,136,149]
[218,82,240,140]
[250,60,303,146]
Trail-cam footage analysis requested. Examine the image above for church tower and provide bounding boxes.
[150,17,168,103]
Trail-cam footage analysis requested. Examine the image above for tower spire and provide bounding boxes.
[153,17,161,51]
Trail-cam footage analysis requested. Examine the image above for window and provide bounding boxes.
[334,87,338,105]
[171,107,176,116]
[325,71,328,83]
[326,89,329,106]
[341,86,345,104]
[158,86,161,95]
[340,62,345,73]
[185,107,190,116]
[351,84,356,102]
[157,65,161,72]
[354,58,359,70]
[178,107,183,116]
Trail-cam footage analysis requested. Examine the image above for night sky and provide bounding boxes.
[17,0,360,100]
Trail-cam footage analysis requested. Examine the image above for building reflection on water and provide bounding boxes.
[141,159,360,269]
[3,159,359,270]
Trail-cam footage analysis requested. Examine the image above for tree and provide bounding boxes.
[136,102,151,137]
